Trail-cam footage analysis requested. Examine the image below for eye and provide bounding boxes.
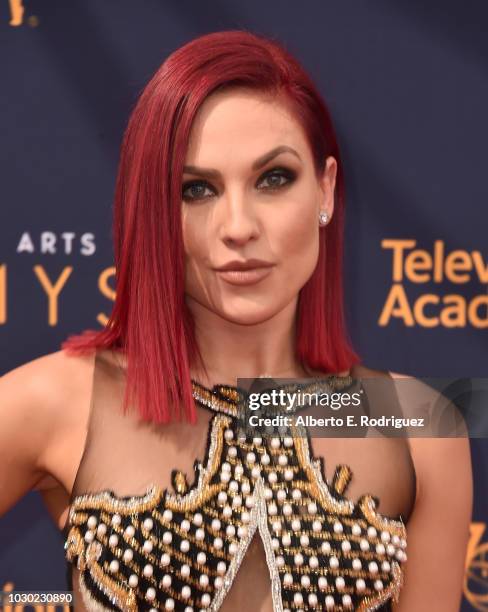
[182,180,216,202]
[256,167,296,191]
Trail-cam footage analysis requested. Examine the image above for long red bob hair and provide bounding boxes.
[62,29,360,424]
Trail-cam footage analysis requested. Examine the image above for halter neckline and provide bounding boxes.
[190,373,353,393]
[190,374,354,417]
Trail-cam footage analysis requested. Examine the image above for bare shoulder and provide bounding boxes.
[1,348,95,424]
[0,348,96,502]
[387,370,472,475]
[350,365,472,497]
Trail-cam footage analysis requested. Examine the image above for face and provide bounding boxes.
[181,89,337,325]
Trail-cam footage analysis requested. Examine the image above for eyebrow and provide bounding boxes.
[182,145,302,179]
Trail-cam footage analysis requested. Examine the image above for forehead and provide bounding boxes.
[185,89,311,164]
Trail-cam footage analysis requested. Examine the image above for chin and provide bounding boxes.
[219,304,279,326]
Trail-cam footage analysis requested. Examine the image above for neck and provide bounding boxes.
[187,295,323,388]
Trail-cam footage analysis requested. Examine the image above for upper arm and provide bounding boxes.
[388,372,473,611]
[0,350,83,516]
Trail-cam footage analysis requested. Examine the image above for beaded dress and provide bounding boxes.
[63,350,415,611]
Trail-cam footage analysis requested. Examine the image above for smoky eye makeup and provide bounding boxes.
[256,166,297,190]
[181,165,298,202]
[181,180,216,202]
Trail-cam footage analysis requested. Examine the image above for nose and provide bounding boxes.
[217,187,259,246]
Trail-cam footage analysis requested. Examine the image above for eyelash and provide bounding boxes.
[181,167,297,202]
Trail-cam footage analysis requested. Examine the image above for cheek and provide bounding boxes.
[182,209,208,261]
[181,215,206,284]
[181,209,193,256]
[276,203,319,271]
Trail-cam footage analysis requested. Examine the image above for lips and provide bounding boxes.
[214,259,274,272]
[215,266,274,286]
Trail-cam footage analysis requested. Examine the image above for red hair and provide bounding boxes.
[62,29,360,424]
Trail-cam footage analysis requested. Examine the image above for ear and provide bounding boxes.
[318,156,337,221]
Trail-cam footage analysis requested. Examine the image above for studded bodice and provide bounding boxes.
[64,357,409,612]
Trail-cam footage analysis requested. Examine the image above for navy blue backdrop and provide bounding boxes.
[1,1,487,610]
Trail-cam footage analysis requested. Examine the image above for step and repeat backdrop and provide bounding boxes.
[1,1,487,610]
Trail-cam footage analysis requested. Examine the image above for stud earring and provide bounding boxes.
[319,211,329,226]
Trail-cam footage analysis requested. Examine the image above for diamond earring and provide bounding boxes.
[319,211,329,226]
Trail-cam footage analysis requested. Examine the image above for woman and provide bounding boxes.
[0,30,472,611]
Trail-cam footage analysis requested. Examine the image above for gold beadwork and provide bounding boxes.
[172,470,189,494]
[292,431,356,515]
[164,415,230,512]
[68,485,162,515]
[359,495,407,539]
[65,375,409,611]
[357,561,404,610]
[333,464,353,495]
[65,526,85,571]
[88,558,138,611]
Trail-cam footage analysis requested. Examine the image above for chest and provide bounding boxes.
[64,415,411,611]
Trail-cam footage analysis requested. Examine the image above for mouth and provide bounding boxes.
[215,266,274,286]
